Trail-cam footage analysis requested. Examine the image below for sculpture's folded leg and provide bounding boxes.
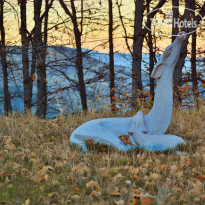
[128,111,147,135]
[128,111,185,151]
[70,117,137,152]
[132,129,186,152]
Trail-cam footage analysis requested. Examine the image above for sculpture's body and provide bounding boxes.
[70,32,186,152]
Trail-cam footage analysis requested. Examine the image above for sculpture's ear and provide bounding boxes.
[150,64,163,79]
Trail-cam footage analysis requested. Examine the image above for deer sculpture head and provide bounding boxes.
[150,31,187,81]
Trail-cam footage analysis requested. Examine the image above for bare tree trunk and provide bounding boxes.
[108,0,115,111]
[34,0,47,118]
[31,0,54,117]
[191,0,198,107]
[191,31,198,103]
[42,0,49,115]
[172,0,205,105]
[172,0,179,42]
[131,0,166,108]
[147,34,154,100]
[30,42,36,102]
[146,3,155,100]
[74,28,87,111]
[173,0,191,105]
[131,0,144,107]
[72,11,87,111]
[173,43,187,105]
[59,0,87,111]
[172,0,181,104]
[0,0,12,115]
[20,0,32,111]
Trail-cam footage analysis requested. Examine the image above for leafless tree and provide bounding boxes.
[59,0,87,111]
[174,0,205,104]
[117,0,166,108]
[0,0,12,115]
[19,0,32,111]
[33,0,54,118]
[108,0,115,111]
[190,0,199,106]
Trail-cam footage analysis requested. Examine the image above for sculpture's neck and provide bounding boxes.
[145,74,173,134]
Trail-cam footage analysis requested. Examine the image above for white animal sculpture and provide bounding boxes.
[70,32,187,152]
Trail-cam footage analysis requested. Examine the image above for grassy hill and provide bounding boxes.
[0,106,204,204]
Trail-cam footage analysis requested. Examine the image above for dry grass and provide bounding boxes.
[0,107,204,205]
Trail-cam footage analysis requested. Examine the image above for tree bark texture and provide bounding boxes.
[20,0,33,111]
[108,0,115,111]
[0,0,12,115]
[34,0,47,118]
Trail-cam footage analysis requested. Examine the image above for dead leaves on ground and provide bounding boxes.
[119,134,132,145]
[0,108,205,204]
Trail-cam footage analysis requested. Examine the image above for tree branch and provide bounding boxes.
[143,0,166,35]
[40,0,54,22]
[116,0,132,55]
[59,0,73,19]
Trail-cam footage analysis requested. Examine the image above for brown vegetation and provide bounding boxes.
[0,106,204,204]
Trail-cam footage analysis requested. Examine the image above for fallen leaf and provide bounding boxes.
[6,143,16,150]
[192,180,202,190]
[55,161,64,167]
[24,199,30,205]
[134,189,140,194]
[86,180,99,189]
[119,135,132,145]
[30,152,36,157]
[149,173,159,180]
[5,176,10,183]
[71,194,80,199]
[131,168,139,174]
[38,166,46,175]
[108,190,121,196]
[62,134,68,139]
[90,190,101,197]
[140,196,155,205]
[132,196,139,205]
[51,136,55,140]
[32,74,36,81]
[5,137,12,144]
[72,188,80,193]
[132,175,139,180]
[113,173,123,182]
[44,174,49,181]
[115,199,125,205]
[90,190,97,197]
[95,185,100,191]
[48,192,57,198]
[36,176,43,183]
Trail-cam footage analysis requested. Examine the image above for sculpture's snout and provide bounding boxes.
[177,31,187,41]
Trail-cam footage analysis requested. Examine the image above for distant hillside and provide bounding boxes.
[0,46,204,118]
